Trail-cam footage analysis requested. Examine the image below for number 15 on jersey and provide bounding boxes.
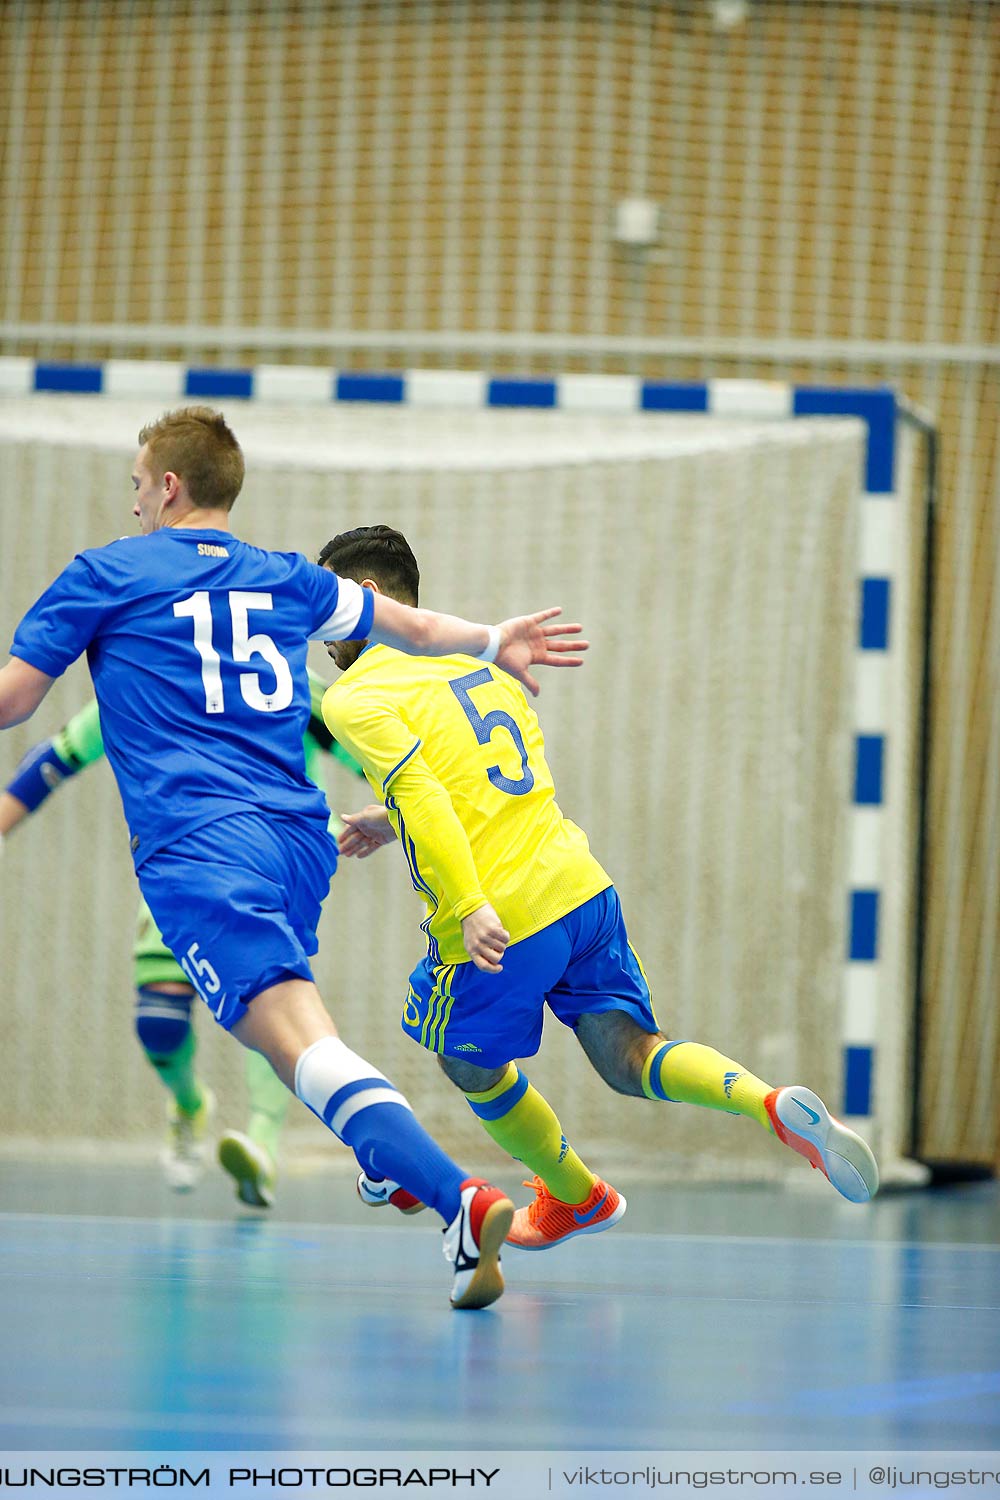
[174,590,294,715]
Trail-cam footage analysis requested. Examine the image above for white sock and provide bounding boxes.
[294,1037,412,1138]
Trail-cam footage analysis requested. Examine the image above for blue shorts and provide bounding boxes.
[403,886,657,1068]
[139,811,338,1031]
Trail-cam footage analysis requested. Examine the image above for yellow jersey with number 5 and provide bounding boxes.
[322,646,611,965]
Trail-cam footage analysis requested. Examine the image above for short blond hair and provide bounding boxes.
[138,406,245,510]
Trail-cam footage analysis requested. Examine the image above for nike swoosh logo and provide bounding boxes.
[792,1098,822,1126]
[574,1191,609,1226]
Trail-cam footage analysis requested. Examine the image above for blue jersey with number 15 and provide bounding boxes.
[11,528,374,868]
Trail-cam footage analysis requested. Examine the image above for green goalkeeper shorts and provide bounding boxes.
[133,899,188,989]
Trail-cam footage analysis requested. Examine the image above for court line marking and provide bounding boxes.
[1,1209,998,1256]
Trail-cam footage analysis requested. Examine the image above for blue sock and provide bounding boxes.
[346,1104,465,1221]
[294,1037,465,1222]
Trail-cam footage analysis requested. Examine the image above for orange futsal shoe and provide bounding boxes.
[506,1174,626,1251]
[764,1085,879,1203]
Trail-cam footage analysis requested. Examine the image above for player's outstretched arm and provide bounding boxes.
[0,659,55,730]
[493,609,588,697]
[0,701,99,841]
[366,596,587,697]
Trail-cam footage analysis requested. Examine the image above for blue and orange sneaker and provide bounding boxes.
[505,1174,626,1250]
[765,1085,879,1203]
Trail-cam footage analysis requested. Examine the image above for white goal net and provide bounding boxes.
[0,397,865,1182]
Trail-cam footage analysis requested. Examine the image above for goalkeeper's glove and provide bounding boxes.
[6,737,80,813]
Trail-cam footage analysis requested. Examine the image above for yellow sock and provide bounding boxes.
[642,1040,774,1132]
[465,1064,596,1204]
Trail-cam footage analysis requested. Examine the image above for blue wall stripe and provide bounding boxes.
[34,362,103,393]
[336,372,405,404]
[849,890,879,961]
[843,1045,874,1116]
[185,368,254,400]
[860,577,890,650]
[854,734,885,806]
[792,386,896,493]
[487,377,557,408]
[641,381,709,412]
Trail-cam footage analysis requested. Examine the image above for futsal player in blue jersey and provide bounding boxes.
[0,405,587,1309]
[0,677,367,1207]
[320,526,880,1251]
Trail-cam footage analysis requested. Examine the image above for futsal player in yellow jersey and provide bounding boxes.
[320,526,879,1250]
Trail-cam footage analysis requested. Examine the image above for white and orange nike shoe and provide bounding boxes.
[765,1085,879,1202]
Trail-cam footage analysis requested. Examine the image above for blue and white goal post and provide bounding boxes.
[0,358,924,1183]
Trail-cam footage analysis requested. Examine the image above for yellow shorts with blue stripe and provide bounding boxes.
[402,887,657,1069]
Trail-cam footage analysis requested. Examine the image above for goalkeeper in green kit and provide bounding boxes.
[0,670,365,1207]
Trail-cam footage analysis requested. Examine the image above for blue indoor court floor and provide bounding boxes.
[0,1159,998,1453]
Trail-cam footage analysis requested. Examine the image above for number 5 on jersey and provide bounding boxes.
[174,590,294,715]
[450,668,535,796]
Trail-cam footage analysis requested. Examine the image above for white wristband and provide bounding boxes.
[477,625,502,664]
